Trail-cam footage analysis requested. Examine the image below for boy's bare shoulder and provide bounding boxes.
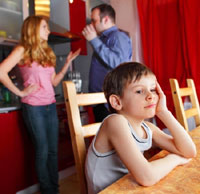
[101,114,129,133]
[104,114,127,124]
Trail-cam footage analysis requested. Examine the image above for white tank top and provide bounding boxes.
[85,114,152,194]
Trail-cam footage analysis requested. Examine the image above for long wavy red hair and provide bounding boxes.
[19,15,56,67]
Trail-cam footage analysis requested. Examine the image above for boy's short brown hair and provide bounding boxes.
[103,62,155,113]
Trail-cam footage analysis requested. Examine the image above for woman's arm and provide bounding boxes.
[51,49,81,87]
[154,82,196,158]
[0,46,38,97]
[103,114,190,187]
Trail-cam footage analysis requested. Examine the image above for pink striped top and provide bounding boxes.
[18,62,56,106]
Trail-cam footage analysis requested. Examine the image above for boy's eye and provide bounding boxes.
[151,89,157,93]
[136,90,143,94]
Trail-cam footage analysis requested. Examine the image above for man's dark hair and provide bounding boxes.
[92,4,116,23]
[103,62,155,113]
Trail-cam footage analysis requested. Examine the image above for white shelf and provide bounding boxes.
[0,6,22,16]
[0,37,18,46]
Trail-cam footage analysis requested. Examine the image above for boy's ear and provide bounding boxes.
[109,94,122,111]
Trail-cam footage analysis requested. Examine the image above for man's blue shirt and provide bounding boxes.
[89,26,132,93]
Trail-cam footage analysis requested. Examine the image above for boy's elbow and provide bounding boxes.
[137,177,157,187]
[192,144,197,157]
[183,144,197,158]
[134,172,158,187]
[190,147,197,158]
[185,148,197,158]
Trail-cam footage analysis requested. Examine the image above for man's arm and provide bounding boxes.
[82,24,132,68]
[90,34,132,68]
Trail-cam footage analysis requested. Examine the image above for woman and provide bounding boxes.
[0,15,80,194]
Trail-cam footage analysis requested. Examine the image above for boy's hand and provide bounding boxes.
[155,82,168,115]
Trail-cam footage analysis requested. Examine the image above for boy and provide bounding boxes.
[85,62,196,194]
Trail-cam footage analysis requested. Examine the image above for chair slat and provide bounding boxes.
[185,108,199,118]
[77,93,107,106]
[179,87,193,96]
[170,78,200,132]
[83,123,101,138]
[63,81,106,194]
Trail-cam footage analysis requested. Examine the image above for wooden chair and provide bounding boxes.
[169,79,200,131]
[62,81,107,194]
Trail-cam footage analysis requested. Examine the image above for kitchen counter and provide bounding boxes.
[0,96,65,113]
[0,101,21,113]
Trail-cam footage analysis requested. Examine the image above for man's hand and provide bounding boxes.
[82,24,97,41]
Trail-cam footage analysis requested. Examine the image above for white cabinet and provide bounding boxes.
[0,0,28,45]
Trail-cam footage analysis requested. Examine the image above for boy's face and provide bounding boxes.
[119,74,159,120]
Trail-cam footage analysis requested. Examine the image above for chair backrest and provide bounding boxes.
[169,78,200,131]
[62,81,107,194]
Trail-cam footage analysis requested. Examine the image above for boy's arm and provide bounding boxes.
[147,120,196,158]
[154,83,196,158]
[105,114,190,186]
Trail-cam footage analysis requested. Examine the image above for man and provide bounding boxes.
[82,4,132,122]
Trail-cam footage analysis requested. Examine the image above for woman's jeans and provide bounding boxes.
[22,103,59,194]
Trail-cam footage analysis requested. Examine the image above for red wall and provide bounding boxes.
[0,111,36,194]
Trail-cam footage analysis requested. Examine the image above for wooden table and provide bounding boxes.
[99,127,200,194]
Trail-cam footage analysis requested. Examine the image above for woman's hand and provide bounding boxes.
[51,48,81,87]
[155,82,168,115]
[64,48,81,69]
[20,84,39,97]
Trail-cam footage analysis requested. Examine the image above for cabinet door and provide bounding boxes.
[0,0,28,42]
[0,110,36,194]
[0,106,77,193]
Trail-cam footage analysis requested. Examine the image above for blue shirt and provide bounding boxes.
[89,26,132,92]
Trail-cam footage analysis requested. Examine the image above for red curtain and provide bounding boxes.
[137,0,200,121]
[178,0,200,96]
